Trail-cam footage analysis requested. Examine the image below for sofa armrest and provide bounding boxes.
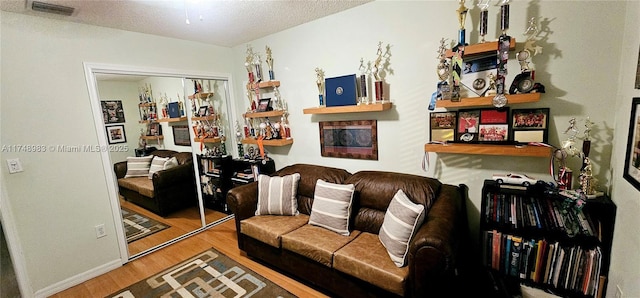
[407,184,468,297]
[152,162,195,191]
[226,182,258,249]
[114,161,127,179]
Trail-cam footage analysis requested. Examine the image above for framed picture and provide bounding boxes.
[319,120,377,160]
[198,106,209,117]
[623,97,640,191]
[172,125,191,146]
[146,123,162,136]
[105,125,127,144]
[457,109,481,142]
[511,108,550,143]
[257,98,271,112]
[461,54,497,97]
[101,100,125,124]
[479,108,509,142]
[430,111,457,142]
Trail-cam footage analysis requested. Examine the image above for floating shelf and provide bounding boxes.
[241,138,293,146]
[140,135,164,140]
[243,110,286,119]
[248,81,280,89]
[424,143,552,158]
[445,38,516,58]
[436,92,541,109]
[303,102,393,114]
[138,120,158,124]
[193,137,221,143]
[188,92,214,100]
[191,115,217,121]
[138,102,156,107]
[157,116,187,123]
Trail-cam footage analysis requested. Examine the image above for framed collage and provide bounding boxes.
[511,108,550,143]
[430,111,457,142]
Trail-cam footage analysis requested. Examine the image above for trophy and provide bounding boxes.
[478,0,490,43]
[265,46,275,81]
[357,58,369,105]
[493,0,511,108]
[510,17,546,95]
[456,0,469,46]
[245,45,255,84]
[253,54,263,83]
[246,84,256,112]
[315,67,325,106]
[373,42,384,102]
[433,38,452,107]
[451,1,468,102]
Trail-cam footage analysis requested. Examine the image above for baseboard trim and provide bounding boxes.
[33,259,122,298]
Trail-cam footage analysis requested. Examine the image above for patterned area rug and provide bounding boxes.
[108,248,296,298]
[121,207,170,243]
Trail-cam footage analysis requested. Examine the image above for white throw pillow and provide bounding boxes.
[163,157,179,170]
[255,173,301,216]
[308,179,355,236]
[148,156,170,179]
[124,155,154,178]
[379,189,426,267]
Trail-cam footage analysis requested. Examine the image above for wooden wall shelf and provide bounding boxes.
[138,102,156,107]
[243,110,285,119]
[194,137,221,143]
[192,115,217,121]
[436,92,541,109]
[188,92,214,100]
[303,102,393,114]
[158,117,187,123]
[241,138,293,146]
[138,120,158,124]
[248,81,280,89]
[424,143,552,158]
[140,135,164,140]
[445,38,516,58]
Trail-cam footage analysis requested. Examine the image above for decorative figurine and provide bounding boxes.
[315,67,325,107]
[265,45,274,81]
[478,0,490,43]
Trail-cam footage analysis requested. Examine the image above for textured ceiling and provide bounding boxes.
[1,0,370,47]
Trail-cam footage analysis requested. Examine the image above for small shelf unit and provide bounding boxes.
[140,135,164,140]
[303,102,393,114]
[424,143,552,158]
[248,80,280,89]
[241,138,293,146]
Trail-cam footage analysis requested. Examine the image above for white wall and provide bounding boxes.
[232,1,637,297]
[0,11,233,296]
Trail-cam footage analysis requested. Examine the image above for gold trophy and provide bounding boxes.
[266,46,274,81]
[315,67,325,107]
[245,45,255,84]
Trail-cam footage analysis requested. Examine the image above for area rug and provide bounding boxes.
[108,248,296,298]
[121,207,170,243]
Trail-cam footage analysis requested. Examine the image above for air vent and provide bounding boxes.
[31,1,75,16]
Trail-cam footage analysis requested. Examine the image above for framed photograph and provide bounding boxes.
[457,109,481,142]
[105,125,127,144]
[623,97,640,191]
[479,108,509,142]
[319,120,377,160]
[146,123,162,136]
[101,100,125,124]
[430,111,457,142]
[198,106,209,117]
[257,98,271,112]
[172,125,191,146]
[511,108,550,143]
[461,54,497,96]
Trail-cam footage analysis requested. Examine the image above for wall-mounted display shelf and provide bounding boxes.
[188,92,214,100]
[445,38,516,58]
[138,102,156,107]
[424,143,552,158]
[158,116,187,123]
[191,115,217,121]
[241,138,293,146]
[248,80,280,89]
[243,110,285,119]
[436,93,541,109]
[303,102,393,115]
[194,137,221,144]
[140,136,164,140]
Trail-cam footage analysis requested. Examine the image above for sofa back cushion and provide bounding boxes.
[273,164,351,215]
[345,171,442,234]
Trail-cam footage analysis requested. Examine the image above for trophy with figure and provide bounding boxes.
[315,67,325,107]
[265,46,275,81]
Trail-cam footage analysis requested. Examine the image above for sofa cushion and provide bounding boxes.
[118,177,154,198]
[148,156,169,179]
[240,214,309,248]
[379,189,426,267]
[124,155,153,178]
[164,157,178,169]
[308,180,355,236]
[281,225,361,267]
[334,232,409,296]
[256,173,300,216]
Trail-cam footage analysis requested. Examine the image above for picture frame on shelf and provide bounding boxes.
[478,108,509,142]
[105,125,127,144]
[198,106,209,117]
[319,120,377,160]
[623,97,640,191]
[172,125,191,146]
[430,111,457,142]
[511,108,550,143]
[146,123,162,136]
[456,109,481,142]
[256,98,271,112]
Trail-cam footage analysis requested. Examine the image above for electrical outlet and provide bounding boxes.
[6,158,24,174]
[616,285,623,298]
[95,224,106,238]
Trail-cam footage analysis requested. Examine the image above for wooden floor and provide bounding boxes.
[48,215,329,298]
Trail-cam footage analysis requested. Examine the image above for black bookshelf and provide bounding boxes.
[479,180,616,298]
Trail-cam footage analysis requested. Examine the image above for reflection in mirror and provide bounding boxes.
[94,73,232,258]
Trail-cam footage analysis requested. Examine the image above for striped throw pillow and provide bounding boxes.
[148,156,169,179]
[124,155,154,178]
[255,173,301,216]
[308,180,355,236]
[379,189,426,267]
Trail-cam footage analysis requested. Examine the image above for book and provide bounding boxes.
[492,230,502,271]
[509,236,523,277]
[504,235,512,274]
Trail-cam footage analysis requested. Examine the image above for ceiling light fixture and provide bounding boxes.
[31,1,75,16]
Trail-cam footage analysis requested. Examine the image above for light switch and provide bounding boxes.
[6,158,23,174]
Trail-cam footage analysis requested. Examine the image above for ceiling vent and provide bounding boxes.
[31,1,75,16]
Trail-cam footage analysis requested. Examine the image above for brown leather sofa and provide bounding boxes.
[114,149,198,217]
[227,164,470,297]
